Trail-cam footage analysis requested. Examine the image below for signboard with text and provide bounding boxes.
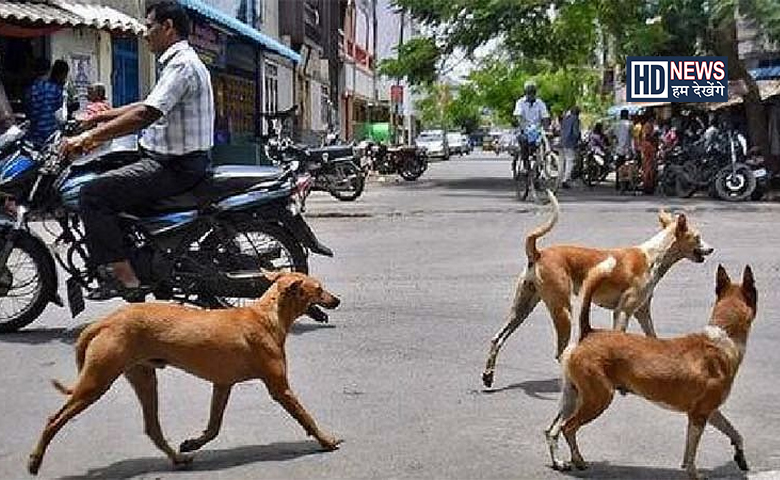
[626,56,728,103]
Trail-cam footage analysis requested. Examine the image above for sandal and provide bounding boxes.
[86,277,151,303]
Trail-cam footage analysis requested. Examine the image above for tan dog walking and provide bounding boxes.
[28,272,342,475]
[483,191,714,388]
[545,265,757,479]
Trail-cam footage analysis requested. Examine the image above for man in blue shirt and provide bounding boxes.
[25,59,68,146]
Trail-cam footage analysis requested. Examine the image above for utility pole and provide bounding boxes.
[394,6,405,144]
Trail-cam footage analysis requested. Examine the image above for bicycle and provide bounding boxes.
[512,125,561,202]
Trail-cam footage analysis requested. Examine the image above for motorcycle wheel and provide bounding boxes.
[400,156,426,181]
[0,234,57,333]
[207,221,308,308]
[715,164,757,202]
[582,159,601,187]
[327,161,365,201]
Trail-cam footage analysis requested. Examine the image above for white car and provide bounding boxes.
[446,132,469,155]
[415,130,450,160]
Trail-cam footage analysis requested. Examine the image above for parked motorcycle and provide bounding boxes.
[674,128,760,201]
[262,111,365,202]
[360,141,428,181]
[713,133,764,202]
[581,143,613,187]
[0,122,333,332]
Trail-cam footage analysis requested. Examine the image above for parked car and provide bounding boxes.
[447,132,470,155]
[496,132,518,156]
[482,131,503,152]
[415,129,450,160]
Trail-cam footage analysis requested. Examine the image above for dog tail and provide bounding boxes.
[51,321,106,396]
[578,256,616,341]
[525,189,560,264]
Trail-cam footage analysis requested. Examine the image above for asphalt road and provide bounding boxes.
[1,150,779,480]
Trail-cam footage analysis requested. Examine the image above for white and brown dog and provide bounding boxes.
[545,264,757,480]
[483,192,714,388]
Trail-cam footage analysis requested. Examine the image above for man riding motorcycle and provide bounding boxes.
[61,1,213,301]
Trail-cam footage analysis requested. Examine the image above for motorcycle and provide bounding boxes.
[0,122,333,332]
[262,112,365,202]
[581,142,613,187]
[359,141,428,181]
[674,128,759,201]
[713,132,763,202]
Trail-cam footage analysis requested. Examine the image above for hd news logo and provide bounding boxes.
[626,56,728,103]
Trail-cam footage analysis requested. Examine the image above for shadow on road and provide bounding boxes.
[0,326,83,346]
[481,377,561,400]
[291,321,337,335]
[56,440,328,480]
[557,460,747,479]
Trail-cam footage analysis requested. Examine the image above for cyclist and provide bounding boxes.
[512,81,551,176]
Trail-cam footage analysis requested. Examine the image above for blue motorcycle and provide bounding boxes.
[0,122,333,332]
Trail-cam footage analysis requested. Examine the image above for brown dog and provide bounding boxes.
[545,264,757,479]
[28,272,341,475]
[483,191,714,387]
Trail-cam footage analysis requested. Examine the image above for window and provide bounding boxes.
[321,86,330,128]
[264,61,278,114]
[264,60,279,134]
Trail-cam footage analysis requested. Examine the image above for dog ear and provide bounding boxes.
[742,265,757,309]
[675,213,688,237]
[289,278,305,295]
[716,264,731,297]
[658,210,674,228]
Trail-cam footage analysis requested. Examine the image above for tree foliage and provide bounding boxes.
[391,0,780,83]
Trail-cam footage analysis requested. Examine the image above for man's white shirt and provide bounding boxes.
[513,96,549,127]
[141,40,214,156]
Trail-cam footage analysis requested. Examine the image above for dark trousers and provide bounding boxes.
[79,150,210,266]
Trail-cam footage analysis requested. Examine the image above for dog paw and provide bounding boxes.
[482,371,494,388]
[551,460,571,471]
[318,435,343,451]
[734,448,749,471]
[179,438,202,453]
[27,453,42,475]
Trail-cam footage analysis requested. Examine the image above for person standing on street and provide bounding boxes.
[613,109,633,190]
[559,106,580,189]
[25,59,63,146]
[640,115,658,194]
[61,0,214,300]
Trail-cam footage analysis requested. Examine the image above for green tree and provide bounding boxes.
[392,0,780,154]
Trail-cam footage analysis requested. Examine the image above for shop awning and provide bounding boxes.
[749,65,780,80]
[608,102,670,116]
[0,1,144,34]
[178,0,301,64]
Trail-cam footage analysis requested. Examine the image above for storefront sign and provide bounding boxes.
[189,21,227,68]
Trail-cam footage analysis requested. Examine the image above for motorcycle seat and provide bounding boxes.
[305,145,354,161]
[133,165,289,214]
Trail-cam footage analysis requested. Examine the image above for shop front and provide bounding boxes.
[0,1,143,116]
[178,0,301,165]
